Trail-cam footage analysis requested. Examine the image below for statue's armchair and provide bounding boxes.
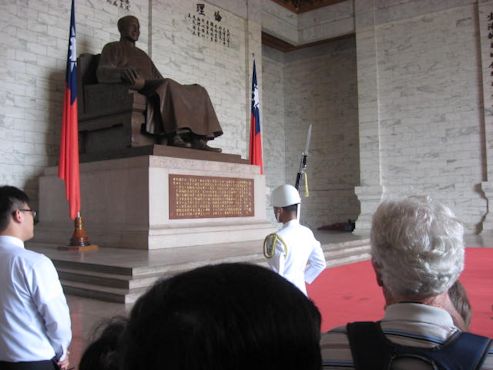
[77,53,155,154]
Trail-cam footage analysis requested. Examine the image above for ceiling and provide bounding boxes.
[270,0,347,14]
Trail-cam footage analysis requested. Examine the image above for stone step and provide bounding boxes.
[53,236,371,304]
[324,238,370,250]
[325,244,370,261]
[325,243,371,267]
[57,254,267,291]
[327,252,371,268]
[54,251,266,278]
[54,260,134,276]
[61,280,147,304]
[58,268,163,290]
[322,236,370,265]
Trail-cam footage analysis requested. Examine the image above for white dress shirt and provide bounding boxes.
[0,235,72,362]
[267,219,326,295]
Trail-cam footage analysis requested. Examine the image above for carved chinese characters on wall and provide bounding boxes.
[169,175,254,219]
[106,0,130,10]
[186,3,231,47]
[488,11,493,95]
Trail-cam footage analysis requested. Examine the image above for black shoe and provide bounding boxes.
[191,137,222,152]
[168,134,191,148]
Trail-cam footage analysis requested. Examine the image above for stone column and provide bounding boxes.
[478,1,493,231]
[353,0,384,234]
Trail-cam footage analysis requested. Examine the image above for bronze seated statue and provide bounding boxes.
[77,53,154,154]
[78,15,223,154]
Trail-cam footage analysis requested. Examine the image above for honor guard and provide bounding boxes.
[264,184,326,296]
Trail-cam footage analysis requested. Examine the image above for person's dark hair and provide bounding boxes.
[120,263,322,370]
[449,280,472,329]
[0,186,30,232]
[79,316,127,370]
[282,204,298,214]
[117,15,138,33]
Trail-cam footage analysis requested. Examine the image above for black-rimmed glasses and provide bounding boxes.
[19,209,37,219]
[18,209,39,224]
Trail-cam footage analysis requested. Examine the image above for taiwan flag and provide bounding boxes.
[249,59,263,174]
[58,0,80,220]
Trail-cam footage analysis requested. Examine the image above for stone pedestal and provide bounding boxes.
[34,155,275,249]
[353,185,384,234]
[480,181,493,232]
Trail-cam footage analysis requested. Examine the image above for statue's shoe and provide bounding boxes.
[168,135,191,148]
[191,138,222,153]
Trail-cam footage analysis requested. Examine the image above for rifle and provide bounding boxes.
[295,124,312,197]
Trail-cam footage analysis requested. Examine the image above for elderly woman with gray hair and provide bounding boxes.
[321,196,492,370]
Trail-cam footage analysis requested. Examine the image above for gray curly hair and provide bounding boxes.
[370,196,464,300]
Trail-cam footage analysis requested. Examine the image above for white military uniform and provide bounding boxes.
[266,219,326,295]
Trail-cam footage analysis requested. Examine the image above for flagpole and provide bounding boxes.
[58,0,97,252]
[249,57,263,174]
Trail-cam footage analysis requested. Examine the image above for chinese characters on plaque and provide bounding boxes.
[186,3,231,47]
[169,175,254,219]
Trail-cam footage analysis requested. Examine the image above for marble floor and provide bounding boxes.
[62,229,366,368]
[67,295,129,369]
[63,231,493,369]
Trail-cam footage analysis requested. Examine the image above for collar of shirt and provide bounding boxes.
[0,235,25,249]
[383,302,455,327]
[282,219,299,228]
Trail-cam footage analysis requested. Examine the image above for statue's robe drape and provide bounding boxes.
[97,42,223,139]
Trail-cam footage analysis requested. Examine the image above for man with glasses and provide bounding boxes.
[0,186,72,370]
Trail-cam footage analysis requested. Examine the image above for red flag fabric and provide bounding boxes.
[249,59,263,174]
[58,0,80,220]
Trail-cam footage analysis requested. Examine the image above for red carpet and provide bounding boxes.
[308,248,493,337]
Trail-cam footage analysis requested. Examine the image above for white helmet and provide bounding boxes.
[271,184,301,208]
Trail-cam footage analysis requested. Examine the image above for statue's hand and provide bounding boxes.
[122,67,145,90]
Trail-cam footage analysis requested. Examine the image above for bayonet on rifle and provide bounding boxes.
[295,124,312,197]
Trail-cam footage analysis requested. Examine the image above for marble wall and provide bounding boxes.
[263,36,360,229]
[298,0,354,43]
[378,5,484,229]
[150,0,259,155]
[0,0,260,209]
[261,0,354,45]
[355,0,489,232]
[0,0,148,202]
[262,46,286,223]
[2,0,493,234]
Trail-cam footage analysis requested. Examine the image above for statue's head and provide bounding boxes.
[117,15,140,42]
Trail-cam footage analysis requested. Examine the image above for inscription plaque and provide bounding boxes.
[169,174,254,219]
